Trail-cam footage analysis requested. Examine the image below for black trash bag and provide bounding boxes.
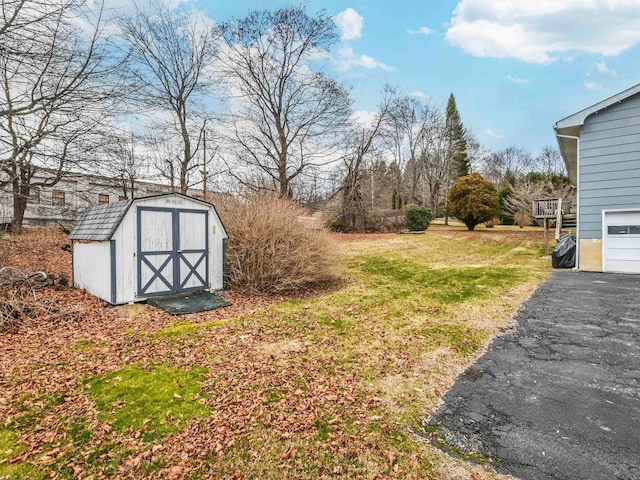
[552,234,576,268]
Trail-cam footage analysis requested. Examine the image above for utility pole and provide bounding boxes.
[202,126,207,199]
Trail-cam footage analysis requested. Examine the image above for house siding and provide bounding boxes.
[0,170,206,226]
[579,92,640,239]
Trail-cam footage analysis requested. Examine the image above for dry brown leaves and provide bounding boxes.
[0,228,362,479]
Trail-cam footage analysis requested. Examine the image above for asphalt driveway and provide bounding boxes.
[425,271,640,480]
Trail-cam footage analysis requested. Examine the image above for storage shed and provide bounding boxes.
[69,193,227,304]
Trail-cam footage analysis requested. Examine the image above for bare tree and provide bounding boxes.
[0,0,122,231]
[0,0,77,76]
[416,105,450,214]
[118,2,218,194]
[339,87,394,231]
[381,95,409,208]
[145,134,181,192]
[391,95,429,204]
[535,145,566,176]
[480,146,533,188]
[219,6,352,198]
[95,130,151,199]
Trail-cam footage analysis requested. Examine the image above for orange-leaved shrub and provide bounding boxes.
[214,193,338,293]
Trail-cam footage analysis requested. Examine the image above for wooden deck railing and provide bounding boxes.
[533,199,560,219]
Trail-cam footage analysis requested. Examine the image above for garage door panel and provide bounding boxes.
[604,210,640,273]
[606,259,640,273]
[606,248,640,261]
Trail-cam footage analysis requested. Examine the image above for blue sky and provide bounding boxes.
[193,1,640,153]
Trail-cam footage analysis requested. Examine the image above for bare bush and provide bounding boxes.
[514,212,533,228]
[215,194,339,293]
[0,267,71,329]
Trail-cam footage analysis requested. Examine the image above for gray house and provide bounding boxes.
[555,83,640,273]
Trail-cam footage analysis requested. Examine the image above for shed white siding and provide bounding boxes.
[111,210,136,304]
[73,241,112,302]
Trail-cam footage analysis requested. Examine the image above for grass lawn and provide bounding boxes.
[0,227,550,479]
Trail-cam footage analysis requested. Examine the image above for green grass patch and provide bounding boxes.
[73,340,95,352]
[358,256,525,304]
[83,364,210,441]
[0,428,44,479]
[317,313,349,332]
[313,418,333,441]
[424,324,486,356]
[13,392,67,430]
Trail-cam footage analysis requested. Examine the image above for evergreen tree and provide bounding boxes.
[446,93,470,178]
[449,174,500,231]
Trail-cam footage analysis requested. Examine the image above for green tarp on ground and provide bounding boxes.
[147,290,231,315]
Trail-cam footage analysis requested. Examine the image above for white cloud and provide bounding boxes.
[409,91,430,100]
[446,1,640,64]
[485,128,501,138]
[335,45,395,72]
[584,81,603,90]
[333,8,364,40]
[407,26,435,35]
[351,110,378,127]
[595,61,617,77]
[506,74,529,84]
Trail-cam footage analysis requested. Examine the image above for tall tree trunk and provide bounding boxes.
[429,183,440,215]
[11,177,27,233]
[179,108,191,195]
[180,141,190,194]
[277,120,291,197]
[279,165,290,197]
[278,152,292,198]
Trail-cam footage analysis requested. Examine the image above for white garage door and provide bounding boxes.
[604,210,640,273]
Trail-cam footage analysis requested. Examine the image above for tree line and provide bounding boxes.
[0,1,569,232]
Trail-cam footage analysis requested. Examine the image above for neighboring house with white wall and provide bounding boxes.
[555,83,640,273]
[0,170,202,225]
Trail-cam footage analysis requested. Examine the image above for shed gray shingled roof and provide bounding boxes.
[69,200,132,241]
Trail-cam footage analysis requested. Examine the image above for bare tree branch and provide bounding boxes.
[218,6,352,198]
[118,1,218,194]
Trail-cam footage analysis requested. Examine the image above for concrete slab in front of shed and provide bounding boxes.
[147,290,231,315]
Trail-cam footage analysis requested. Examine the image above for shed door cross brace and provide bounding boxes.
[137,207,209,297]
[141,254,173,293]
[178,251,207,289]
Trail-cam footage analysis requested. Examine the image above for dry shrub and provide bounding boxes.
[215,193,338,293]
[514,212,533,228]
[485,217,501,228]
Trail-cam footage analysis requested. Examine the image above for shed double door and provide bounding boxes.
[137,207,209,297]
